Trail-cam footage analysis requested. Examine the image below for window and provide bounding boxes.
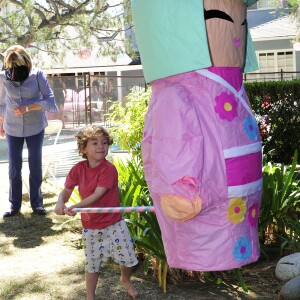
[259,51,294,72]
[258,53,275,80]
[255,51,294,81]
[277,51,293,72]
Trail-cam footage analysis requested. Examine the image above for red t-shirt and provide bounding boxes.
[64,159,122,229]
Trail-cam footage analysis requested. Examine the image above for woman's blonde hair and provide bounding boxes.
[4,45,32,70]
[76,125,114,159]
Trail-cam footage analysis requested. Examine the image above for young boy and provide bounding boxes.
[54,125,139,299]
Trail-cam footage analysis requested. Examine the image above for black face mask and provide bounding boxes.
[5,65,30,82]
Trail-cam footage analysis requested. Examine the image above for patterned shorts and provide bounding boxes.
[82,219,138,273]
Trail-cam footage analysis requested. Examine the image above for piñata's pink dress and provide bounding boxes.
[142,67,262,271]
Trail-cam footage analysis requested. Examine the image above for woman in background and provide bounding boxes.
[0,45,58,217]
[52,74,66,127]
[106,79,117,101]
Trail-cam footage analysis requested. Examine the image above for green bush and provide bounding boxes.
[245,79,300,164]
[108,87,151,160]
[259,150,300,253]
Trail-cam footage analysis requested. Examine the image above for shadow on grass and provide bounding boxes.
[0,213,56,249]
[0,239,14,257]
[0,192,67,250]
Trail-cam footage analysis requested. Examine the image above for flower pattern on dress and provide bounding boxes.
[214,92,238,122]
[232,237,252,262]
[244,116,258,140]
[248,203,260,227]
[227,197,247,224]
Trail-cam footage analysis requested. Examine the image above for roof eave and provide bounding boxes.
[252,36,296,42]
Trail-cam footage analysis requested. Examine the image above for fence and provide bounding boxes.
[46,70,298,128]
[244,70,300,82]
[46,73,146,129]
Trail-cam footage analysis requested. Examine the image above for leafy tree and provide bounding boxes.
[288,0,300,18]
[287,0,300,41]
[0,0,133,62]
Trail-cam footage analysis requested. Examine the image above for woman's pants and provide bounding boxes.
[6,130,45,211]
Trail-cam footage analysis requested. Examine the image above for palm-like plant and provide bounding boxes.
[114,155,168,292]
[259,150,300,252]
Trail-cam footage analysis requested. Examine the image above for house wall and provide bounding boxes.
[296,51,300,77]
[253,39,299,78]
[253,39,292,51]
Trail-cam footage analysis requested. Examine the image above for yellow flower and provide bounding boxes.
[224,102,233,112]
[227,197,247,224]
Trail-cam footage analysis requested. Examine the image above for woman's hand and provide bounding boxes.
[14,104,42,115]
[14,106,27,115]
[0,127,5,137]
[0,118,5,137]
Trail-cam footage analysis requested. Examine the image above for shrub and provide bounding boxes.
[245,79,300,164]
[114,155,168,293]
[108,87,151,160]
[259,150,300,253]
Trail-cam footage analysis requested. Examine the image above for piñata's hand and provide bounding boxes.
[160,194,202,222]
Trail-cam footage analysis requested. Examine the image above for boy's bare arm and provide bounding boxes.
[69,186,108,210]
[55,188,73,215]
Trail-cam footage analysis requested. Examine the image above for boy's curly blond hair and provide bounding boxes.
[76,125,113,159]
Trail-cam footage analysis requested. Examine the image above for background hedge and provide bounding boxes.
[245,79,300,164]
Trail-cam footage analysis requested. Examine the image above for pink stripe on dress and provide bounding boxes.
[226,152,262,186]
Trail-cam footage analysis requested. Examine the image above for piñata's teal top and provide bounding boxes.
[131,0,259,83]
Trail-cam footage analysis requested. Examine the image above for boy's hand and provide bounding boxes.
[64,205,77,216]
[55,188,73,215]
[54,201,67,215]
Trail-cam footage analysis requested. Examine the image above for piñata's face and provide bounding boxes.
[204,0,247,68]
